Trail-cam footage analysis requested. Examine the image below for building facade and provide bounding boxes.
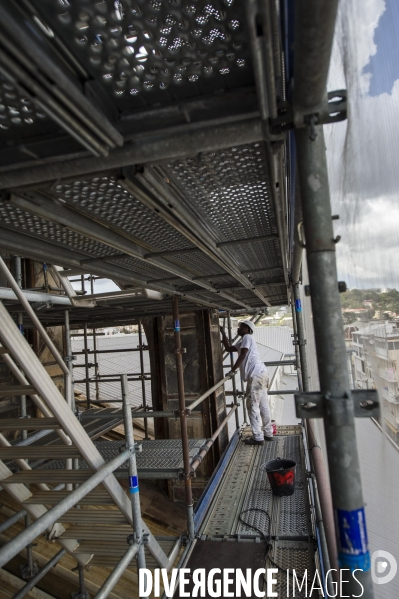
[351,322,399,433]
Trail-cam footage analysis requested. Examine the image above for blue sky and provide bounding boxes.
[364,1,399,96]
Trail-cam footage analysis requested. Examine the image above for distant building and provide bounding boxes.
[344,325,359,341]
[274,307,288,319]
[352,322,399,433]
[260,316,274,325]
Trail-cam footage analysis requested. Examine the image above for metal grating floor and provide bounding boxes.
[193,425,317,597]
[31,438,206,479]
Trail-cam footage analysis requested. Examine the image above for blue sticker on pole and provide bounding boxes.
[335,507,371,571]
[18,324,24,335]
[174,320,180,332]
[295,299,302,312]
[129,476,139,494]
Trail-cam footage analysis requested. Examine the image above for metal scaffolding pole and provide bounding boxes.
[72,564,89,599]
[185,375,232,413]
[83,324,91,410]
[290,299,303,393]
[0,509,26,534]
[138,320,149,440]
[293,0,373,591]
[19,513,38,581]
[309,473,335,598]
[172,296,195,540]
[93,326,100,401]
[240,375,247,424]
[227,312,240,429]
[13,548,67,599]
[121,374,146,589]
[292,284,338,577]
[306,414,339,579]
[293,283,309,392]
[64,310,75,412]
[64,309,78,491]
[295,126,373,596]
[0,120,262,190]
[190,406,238,472]
[14,256,27,442]
[93,543,139,599]
[90,275,100,401]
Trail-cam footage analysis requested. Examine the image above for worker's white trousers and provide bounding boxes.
[246,371,273,441]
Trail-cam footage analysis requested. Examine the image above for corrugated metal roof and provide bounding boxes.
[72,333,153,435]
[253,326,295,355]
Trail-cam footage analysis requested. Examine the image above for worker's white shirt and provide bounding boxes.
[234,334,267,382]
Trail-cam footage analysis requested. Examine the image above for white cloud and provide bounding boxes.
[334,196,399,288]
[329,0,386,94]
[324,0,399,289]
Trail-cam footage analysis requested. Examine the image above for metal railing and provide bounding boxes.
[0,257,71,404]
[0,373,148,599]
[0,450,133,568]
[71,319,150,423]
[12,549,67,599]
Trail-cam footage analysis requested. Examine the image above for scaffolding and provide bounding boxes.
[0,0,381,597]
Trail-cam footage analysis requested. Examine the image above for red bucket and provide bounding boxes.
[264,458,296,497]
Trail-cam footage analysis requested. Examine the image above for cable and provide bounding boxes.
[238,508,288,574]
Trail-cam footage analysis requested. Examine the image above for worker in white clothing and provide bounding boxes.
[220,320,273,445]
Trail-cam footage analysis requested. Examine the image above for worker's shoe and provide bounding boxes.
[264,435,274,442]
[244,437,264,445]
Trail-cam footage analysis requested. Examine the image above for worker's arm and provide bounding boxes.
[220,326,238,353]
[231,347,248,374]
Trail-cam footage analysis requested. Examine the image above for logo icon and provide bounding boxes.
[371,550,397,585]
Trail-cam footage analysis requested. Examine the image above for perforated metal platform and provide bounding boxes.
[20,438,207,480]
[200,427,312,539]
[27,0,252,108]
[190,425,317,598]
[0,0,289,324]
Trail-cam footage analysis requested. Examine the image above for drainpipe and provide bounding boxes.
[172,296,195,540]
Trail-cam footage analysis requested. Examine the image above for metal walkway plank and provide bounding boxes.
[23,490,116,505]
[192,426,317,598]
[0,418,61,430]
[0,446,81,459]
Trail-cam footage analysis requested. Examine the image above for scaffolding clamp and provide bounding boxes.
[178,469,195,480]
[291,332,306,347]
[127,532,148,546]
[270,90,347,135]
[119,442,142,454]
[175,408,191,417]
[295,390,380,420]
